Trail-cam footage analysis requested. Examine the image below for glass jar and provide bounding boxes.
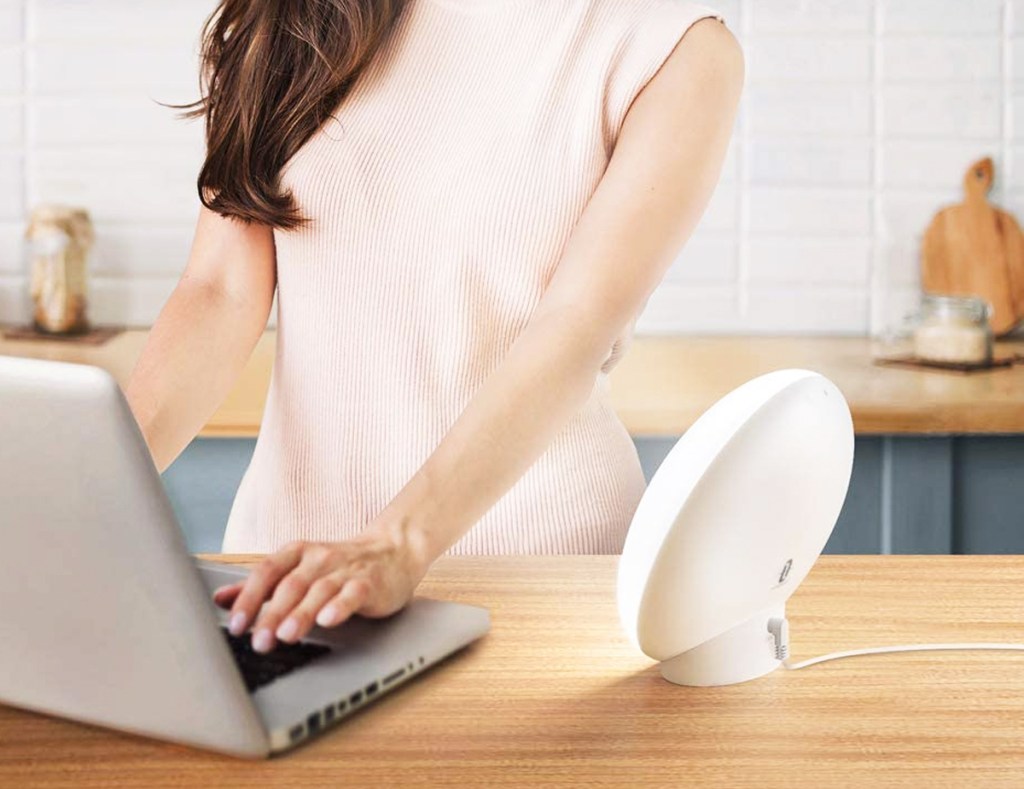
[24,204,95,334]
[911,294,993,365]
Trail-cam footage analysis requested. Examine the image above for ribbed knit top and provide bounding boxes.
[222,0,723,555]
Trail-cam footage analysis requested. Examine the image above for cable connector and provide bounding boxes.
[767,616,789,661]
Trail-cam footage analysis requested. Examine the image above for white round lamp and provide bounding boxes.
[617,369,855,686]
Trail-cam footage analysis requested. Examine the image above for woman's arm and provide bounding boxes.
[125,206,277,473]
[217,18,744,652]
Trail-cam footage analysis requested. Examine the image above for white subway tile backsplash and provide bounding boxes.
[0,153,23,220]
[87,275,179,326]
[743,286,869,333]
[30,0,214,43]
[882,85,1003,138]
[1,0,1023,333]
[882,241,923,287]
[0,97,20,144]
[1013,37,1024,80]
[0,45,22,94]
[748,238,872,285]
[29,148,202,222]
[747,83,873,136]
[1012,0,1024,36]
[0,274,28,324]
[90,223,194,277]
[749,139,873,186]
[636,283,741,333]
[747,35,872,82]
[31,42,200,98]
[1013,97,1024,143]
[31,97,203,146]
[882,141,1002,188]
[663,238,737,283]
[0,1,21,45]
[747,0,873,34]
[749,188,872,236]
[881,191,962,240]
[882,0,1004,34]
[0,221,23,273]
[697,182,738,232]
[882,36,1002,82]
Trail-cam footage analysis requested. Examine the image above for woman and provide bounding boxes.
[125,0,743,655]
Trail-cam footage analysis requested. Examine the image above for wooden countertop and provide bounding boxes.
[2,327,1022,436]
[3,555,1024,787]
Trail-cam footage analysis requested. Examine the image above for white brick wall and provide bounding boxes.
[0,0,1021,335]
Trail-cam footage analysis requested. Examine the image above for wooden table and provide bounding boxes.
[1,327,1022,436]
[2,555,1024,787]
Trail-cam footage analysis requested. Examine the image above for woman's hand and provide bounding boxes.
[211,519,432,653]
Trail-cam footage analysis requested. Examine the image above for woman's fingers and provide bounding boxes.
[248,544,337,652]
[274,575,347,644]
[212,581,244,609]
[315,579,370,629]
[227,542,304,639]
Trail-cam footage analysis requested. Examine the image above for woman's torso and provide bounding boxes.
[222,0,720,554]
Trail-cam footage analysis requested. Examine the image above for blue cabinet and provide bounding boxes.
[638,435,1024,554]
[162,435,1024,554]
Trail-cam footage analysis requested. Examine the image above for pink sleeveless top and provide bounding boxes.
[222,0,723,555]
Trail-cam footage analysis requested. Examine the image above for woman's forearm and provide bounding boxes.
[375,307,610,566]
[124,281,270,473]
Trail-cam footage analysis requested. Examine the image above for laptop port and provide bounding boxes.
[382,667,405,686]
[337,699,348,713]
[349,690,363,705]
[306,711,321,733]
[365,680,379,696]
[419,655,425,665]
[289,724,304,743]
[324,705,336,723]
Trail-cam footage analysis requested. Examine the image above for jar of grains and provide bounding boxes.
[912,294,993,366]
[24,204,95,334]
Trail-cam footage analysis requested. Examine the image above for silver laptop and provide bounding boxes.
[0,353,490,758]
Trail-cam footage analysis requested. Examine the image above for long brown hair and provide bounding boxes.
[172,0,407,230]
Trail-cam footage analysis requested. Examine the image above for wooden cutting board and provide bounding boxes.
[921,157,1024,336]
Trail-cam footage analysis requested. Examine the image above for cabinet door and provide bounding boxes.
[161,438,256,553]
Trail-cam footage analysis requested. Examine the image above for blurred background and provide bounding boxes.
[0,0,1021,556]
[2,0,1023,335]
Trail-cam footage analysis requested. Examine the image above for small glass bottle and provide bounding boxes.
[24,204,95,334]
[912,294,993,365]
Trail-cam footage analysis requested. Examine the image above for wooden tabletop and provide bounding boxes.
[2,555,1023,787]
[2,326,1022,436]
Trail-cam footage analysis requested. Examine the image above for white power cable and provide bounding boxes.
[767,617,1024,671]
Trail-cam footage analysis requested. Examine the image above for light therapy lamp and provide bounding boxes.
[617,369,853,686]
[618,369,1024,686]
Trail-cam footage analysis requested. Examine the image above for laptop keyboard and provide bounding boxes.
[220,626,332,692]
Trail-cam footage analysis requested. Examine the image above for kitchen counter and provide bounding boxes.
[5,327,1021,555]
[2,554,1024,787]
[1,327,1022,436]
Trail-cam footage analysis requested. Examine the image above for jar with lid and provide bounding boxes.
[911,294,993,365]
[23,204,95,334]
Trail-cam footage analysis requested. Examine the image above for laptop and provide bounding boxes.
[0,353,490,758]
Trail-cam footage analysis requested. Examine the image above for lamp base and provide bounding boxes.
[658,602,786,686]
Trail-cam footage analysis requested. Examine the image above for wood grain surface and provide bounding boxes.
[2,555,1024,787]
[1,327,1022,437]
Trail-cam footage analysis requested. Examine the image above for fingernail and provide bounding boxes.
[252,628,274,653]
[316,605,337,627]
[276,617,299,642]
[228,611,247,636]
